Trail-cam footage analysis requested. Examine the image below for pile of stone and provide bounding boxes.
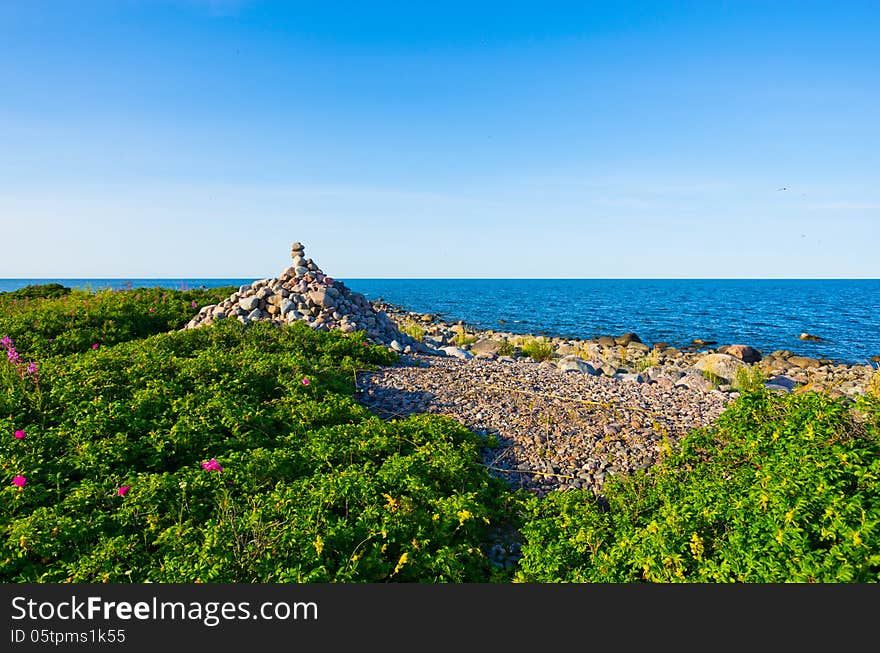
[185,242,427,353]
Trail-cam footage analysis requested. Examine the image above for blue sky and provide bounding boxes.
[1,1,877,278]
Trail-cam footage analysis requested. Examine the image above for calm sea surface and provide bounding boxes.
[2,278,878,364]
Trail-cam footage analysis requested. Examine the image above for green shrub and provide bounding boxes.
[1,283,71,300]
[453,332,478,347]
[0,312,510,582]
[733,365,767,393]
[399,319,425,342]
[497,340,515,357]
[516,389,880,582]
[521,337,554,362]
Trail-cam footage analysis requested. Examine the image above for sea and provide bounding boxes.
[1,278,878,365]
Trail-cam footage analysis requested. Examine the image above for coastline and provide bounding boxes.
[373,299,878,400]
[355,299,877,509]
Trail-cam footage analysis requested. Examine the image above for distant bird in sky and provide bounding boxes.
[777,187,788,191]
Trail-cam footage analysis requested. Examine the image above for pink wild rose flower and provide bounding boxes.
[12,475,26,488]
[14,429,26,440]
[117,485,131,497]
[201,458,223,472]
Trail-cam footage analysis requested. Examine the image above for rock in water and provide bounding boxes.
[185,242,424,350]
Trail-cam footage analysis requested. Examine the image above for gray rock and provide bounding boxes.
[556,356,599,375]
[238,284,252,295]
[239,296,259,311]
[247,308,263,320]
[675,373,715,392]
[694,353,746,383]
[471,338,501,356]
[788,355,821,369]
[766,375,798,390]
[440,346,474,360]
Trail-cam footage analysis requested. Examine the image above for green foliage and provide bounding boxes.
[733,365,767,393]
[0,305,509,582]
[868,367,880,399]
[700,369,724,387]
[497,340,515,357]
[1,283,71,300]
[453,332,478,347]
[4,285,879,583]
[521,337,554,362]
[516,389,880,582]
[0,285,234,360]
[399,319,425,342]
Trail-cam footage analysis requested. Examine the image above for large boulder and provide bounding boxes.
[470,338,501,356]
[723,344,762,364]
[557,356,599,375]
[788,355,821,369]
[694,353,746,383]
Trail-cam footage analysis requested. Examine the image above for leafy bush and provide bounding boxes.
[399,319,425,342]
[733,365,767,392]
[1,283,71,300]
[521,337,554,362]
[515,389,880,582]
[453,332,478,347]
[497,340,515,357]
[869,367,880,399]
[0,285,235,360]
[1,313,510,582]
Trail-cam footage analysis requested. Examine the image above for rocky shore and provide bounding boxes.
[187,243,878,500]
[373,300,877,400]
[355,301,877,497]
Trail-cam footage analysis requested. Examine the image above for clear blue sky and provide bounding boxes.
[1,1,877,278]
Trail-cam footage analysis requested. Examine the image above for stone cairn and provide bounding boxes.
[185,242,427,353]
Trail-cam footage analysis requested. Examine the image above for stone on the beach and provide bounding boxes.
[615,332,642,346]
[694,353,746,383]
[788,355,821,368]
[614,372,645,383]
[675,372,715,392]
[626,342,651,355]
[439,346,474,360]
[557,356,599,375]
[470,338,501,356]
[766,375,798,391]
[724,344,762,363]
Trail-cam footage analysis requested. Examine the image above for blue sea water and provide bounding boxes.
[1,278,878,364]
